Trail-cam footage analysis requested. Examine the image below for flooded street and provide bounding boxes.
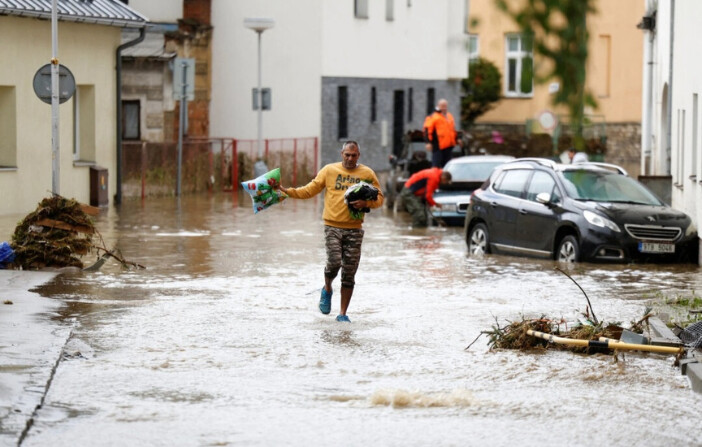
[3,193,702,446]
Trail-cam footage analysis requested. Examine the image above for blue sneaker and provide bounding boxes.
[335,314,350,323]
[319,288,332,314]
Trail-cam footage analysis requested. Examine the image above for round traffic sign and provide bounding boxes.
[537,110,557,132]
[33,63,76,104]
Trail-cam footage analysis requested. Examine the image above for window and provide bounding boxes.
[494,169,531,198]
[338,86,348,139]
[370,87,377,123]
[468,34,480,63]
[426,88,435,116]
[386,0,394,21]
[526,171,556,202]
[122,100,141,141]
[692,94,698,179]
[408,87,413,122]
[594,35,611,98]
[468,34,480,75]
[74,85,96,162]
[0,86,17,168]
[675,109,684,184]
[355,0,368,19]
[505,34,533,97]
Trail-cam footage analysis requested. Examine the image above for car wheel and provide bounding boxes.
[468,223,490,255]
[556,235,580,263]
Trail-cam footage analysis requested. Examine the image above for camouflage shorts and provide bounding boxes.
[324,226,365,289]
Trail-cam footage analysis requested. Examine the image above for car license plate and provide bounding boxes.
[638,241,675,253]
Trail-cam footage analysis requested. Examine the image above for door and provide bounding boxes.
[515,170,560,256]
[393,90,405,157]
[488,169,532,249]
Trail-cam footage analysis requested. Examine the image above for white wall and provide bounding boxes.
[127,0,182,23]
[210,0,323,140]
[641,0,673,177]
[670,0,702,235]
[210,0,470,141]
[321,0,468,80]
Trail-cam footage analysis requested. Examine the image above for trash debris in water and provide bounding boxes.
[0,241,15,268]
[478,315,622,354]
[8,195,144,271]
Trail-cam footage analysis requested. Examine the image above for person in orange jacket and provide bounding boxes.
[399,167,452,227]
[423,98,458,168]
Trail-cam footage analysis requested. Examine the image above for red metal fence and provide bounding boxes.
[121,137,318,198]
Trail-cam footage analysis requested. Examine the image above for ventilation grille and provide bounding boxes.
[624,224,681,241]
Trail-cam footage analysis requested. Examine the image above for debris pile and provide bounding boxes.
[10,196,96,269]
[482,316,624,354]
[8,195,144,271]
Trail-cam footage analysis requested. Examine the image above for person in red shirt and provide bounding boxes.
[399,167,452,227]
[423,98,458,168]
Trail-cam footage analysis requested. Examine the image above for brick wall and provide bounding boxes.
[184,0,211,26]
[166,0,212,140]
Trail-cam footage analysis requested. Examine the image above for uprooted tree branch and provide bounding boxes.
[8,195,144,271]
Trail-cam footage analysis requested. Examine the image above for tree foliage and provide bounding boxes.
[461,57,502,129]
[495,0,598,149]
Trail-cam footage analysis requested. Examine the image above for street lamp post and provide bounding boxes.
[244,17,274,176]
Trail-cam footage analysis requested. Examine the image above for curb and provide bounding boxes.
[647,316,702,394]
[0,270,72,446]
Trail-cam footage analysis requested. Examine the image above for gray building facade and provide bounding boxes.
[321,77,462,173]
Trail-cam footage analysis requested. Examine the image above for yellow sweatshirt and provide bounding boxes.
[286,162,385,229]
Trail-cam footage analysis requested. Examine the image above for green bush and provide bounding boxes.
[460,58,502,129]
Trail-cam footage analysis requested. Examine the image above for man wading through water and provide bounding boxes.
[277,141,384,322]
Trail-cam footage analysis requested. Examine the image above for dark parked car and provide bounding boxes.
[464,158,699,263]
[431,155,514,226]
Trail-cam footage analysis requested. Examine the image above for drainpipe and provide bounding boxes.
[666,0,675,176]
[641,16,654,176]
[115,26,146,205]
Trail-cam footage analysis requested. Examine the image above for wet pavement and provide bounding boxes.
[1,193,702,446]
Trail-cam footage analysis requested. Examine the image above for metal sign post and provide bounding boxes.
[173,58,195,196]
[51,0,59,195]
[33,3,75,197]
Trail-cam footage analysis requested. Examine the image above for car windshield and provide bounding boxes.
[447,161,503,182]
[560,170,663,205]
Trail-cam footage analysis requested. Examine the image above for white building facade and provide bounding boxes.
[642,0,702,262]
[210,0,472,171]
[669,0,702,261]
[639,0,673,179]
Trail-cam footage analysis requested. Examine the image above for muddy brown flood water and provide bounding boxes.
[2,193,701,446]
